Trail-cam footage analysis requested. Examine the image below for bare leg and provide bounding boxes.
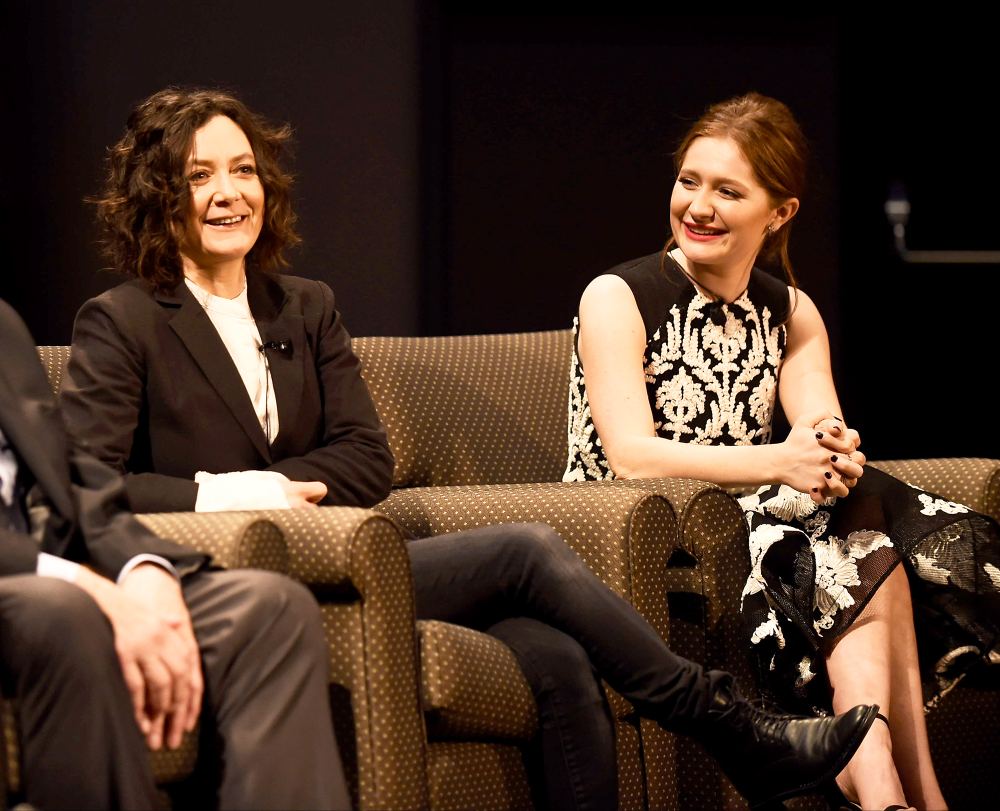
[826,565,946,810]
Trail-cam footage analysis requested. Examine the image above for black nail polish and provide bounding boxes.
[831,455,838,462]
[815,432,823,439]
[824,471,833,479]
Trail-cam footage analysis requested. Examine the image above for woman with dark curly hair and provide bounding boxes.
[94,87,300,293]
[66,86,394,513]
[61,86,880,811]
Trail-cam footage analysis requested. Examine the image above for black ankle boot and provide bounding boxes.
[699,682,879,809]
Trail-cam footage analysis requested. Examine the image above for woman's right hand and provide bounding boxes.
[280,479,328,508]
[779,411,865,502]
[813,415,866,489]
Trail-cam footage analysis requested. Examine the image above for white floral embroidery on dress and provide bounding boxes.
[759,485,818,522]
[813,535,861,633]
[811,530,893,634]
[563,276,786,482]
[845,530,893,560]
[917,493,970,517]
[644,294,782,446]
[751,608,786,647]
[737,491,765,514]
[742,523,788,605]
[795,656,816,688]
[912,553,953,586]
[803,510,831,540]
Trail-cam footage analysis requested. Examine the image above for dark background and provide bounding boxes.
[2,5,996,460]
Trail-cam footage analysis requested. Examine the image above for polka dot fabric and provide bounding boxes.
[379,480,707,810]
[29,343,1000,810]
[871,458,1000,519]
[35,345,71,395]
[420,620,538,740]
[0,699,18,800]
[279,508,429,811]
[354,331,573,487]
[427,742,533,811]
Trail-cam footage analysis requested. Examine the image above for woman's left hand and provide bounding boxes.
[813,416,865,488]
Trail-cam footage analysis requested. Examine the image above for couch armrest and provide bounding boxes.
[379,479,746,655]
[379,478,753,811]
[870,458,1000,521]
[136,510,288,572]
[380,481,675,613]
[141,507,429,811]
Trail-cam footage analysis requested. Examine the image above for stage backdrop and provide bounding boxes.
[2,7,995,458]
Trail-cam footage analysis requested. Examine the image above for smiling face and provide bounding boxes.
[669,135,797,278]
[178,115,265,277]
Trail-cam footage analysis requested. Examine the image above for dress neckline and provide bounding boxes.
[664,250,750,307]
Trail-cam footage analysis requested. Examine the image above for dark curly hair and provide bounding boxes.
[91,86,299,291]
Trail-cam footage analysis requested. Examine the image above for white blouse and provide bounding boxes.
[185,277,290,511]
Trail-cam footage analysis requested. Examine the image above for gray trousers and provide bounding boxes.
[0,568,349,810]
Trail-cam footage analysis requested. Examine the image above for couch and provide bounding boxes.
[16,333,998,811]
[355,328,1000,811]
[3,348,427,811]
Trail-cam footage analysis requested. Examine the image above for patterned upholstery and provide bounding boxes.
[361,331,1000,810]
[420,620,538,741]
[28,340,999,810]
[871,457,1000,808]
[13,348,430,811]
[354,332,570,487]
[871,457,1000,518]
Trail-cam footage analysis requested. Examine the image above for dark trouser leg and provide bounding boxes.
[183,569,350,810]
[408,522,725,733]
[488,617,618,811]
[0,576,158,811]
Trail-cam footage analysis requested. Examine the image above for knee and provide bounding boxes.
[494,619,603,705]
[221,570,326,651]
[1,578,116,680]
[500,523,582,574]
[525,637,607,715]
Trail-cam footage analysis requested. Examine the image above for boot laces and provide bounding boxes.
[742,703,791,744]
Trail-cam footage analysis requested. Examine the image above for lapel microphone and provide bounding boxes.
[258,339,292,354]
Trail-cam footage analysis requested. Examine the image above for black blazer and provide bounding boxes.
[0,299,207,577]
[60,271,395,513]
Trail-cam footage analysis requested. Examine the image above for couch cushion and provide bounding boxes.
[419,620,537,741]
[427,741,533,811]
[355,330,573,488]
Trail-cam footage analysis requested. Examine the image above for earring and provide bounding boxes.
[765,223,774,235]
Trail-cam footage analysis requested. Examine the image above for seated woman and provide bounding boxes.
[60,86,879,811]
[565,91,1000,811]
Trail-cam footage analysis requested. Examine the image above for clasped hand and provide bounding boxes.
[782,410,866,503]
[77,563,202,750]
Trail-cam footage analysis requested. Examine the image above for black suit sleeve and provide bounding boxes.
[61,297,200,512]
[0,527,43,576]
[265,281,395,506]
[0,298,208,578]
[59,446,208,579]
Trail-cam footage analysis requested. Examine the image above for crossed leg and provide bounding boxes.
[826,565,947,810]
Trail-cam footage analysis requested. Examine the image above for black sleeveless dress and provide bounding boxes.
[564,251,1000,713]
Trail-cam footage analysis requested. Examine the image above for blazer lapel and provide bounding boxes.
[159,284,273,463]
[247,272,305,451]
[0,357,75,520]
